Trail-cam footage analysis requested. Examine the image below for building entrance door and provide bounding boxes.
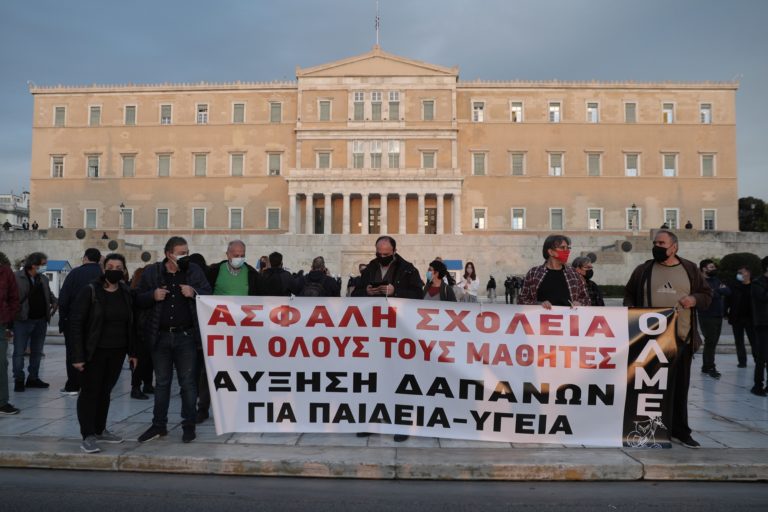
[315,208,324,234]
[368,208,381,234]
[425,208,437,234]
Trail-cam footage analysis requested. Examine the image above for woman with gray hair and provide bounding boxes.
[572,256,604,307]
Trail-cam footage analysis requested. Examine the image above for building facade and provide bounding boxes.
[0,191,30,229]
[29,47,738,235]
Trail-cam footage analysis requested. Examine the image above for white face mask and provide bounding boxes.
[736,274,744,282]
[229,257,246,269]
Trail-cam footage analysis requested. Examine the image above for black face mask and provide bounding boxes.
[585,269,594,281]
[104,269,124,284]
[175,255,190,271]
[376,254,394,267]
[652,246,669,263]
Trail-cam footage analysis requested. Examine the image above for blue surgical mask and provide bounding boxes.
[736,274,744,282]
[426,271,433,282]
[37,265,48,273]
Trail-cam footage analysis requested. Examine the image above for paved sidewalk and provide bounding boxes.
[1,344,766,480]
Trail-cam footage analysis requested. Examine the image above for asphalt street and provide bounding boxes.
[1,469,766,512]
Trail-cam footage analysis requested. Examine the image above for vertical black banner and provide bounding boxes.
[622,308,677,448]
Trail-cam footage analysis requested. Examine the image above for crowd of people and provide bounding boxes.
[0,231,766,453]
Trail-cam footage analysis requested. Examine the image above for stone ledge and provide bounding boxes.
[624,448,768,481]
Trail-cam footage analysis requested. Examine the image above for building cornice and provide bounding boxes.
[29,81,298,95]
[457,80,739,91]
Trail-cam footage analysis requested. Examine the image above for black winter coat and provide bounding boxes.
[135,261,212,348]
[69,281,137,363]
[351,254,424,299]
[206,260,260,295]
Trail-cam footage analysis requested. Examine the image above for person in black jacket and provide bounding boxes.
[195,240,260,424]
[69,253,137,453]
[135,236,212,444]
[206,240,260,296]
[725,266,756,368]
[256,252,301,296]
[351,236,424,300]
[352,235,423,443]
[299,256,341,297]
[750,256,768,396]
[58,248,102,395]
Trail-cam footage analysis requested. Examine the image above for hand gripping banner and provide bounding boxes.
[197,296,676,448]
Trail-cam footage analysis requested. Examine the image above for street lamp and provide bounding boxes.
[119,202,125,229]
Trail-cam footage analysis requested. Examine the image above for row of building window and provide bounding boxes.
[49,207,282,230]
[475,207,718,231]
[471,100,713,124]
[51,98,715,127]
[47,205,719,232]
[49,150,718,178]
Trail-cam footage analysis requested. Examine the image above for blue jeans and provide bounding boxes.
[1,323,9,406]
[151,331,198,428]
[12,319,47,381]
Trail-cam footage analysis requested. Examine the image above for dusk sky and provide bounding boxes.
[1,0,766,198]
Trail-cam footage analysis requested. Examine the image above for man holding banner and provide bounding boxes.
[352,235,423,441]
[624,229,712,448]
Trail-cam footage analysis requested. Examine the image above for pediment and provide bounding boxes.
[297,46,457,78]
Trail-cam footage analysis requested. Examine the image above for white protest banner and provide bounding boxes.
[196,297,681,447]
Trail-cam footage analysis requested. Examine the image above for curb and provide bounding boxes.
[0,437,766,481]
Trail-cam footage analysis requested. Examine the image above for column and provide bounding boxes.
[417,193,425,235]
[398,193,407,234]
[436,194,444,235]
[361,194,369,235]
[380,194,388,234]
[288,194,297,234]
[304,193,315,235]
[342,193,351,235]
[324,193,332,235]
[453,194,462,235]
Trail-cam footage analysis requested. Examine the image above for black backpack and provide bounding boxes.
[299,280,325,297]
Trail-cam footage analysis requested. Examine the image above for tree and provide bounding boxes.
[738,196,768,232]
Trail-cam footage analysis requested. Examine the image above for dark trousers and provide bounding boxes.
[130,336,153,389]
[77,348,126,439]
[664,340,693,439]
[732,321,756,366]
[196,350,210,414]
[699,316,723,370]
[151,331,198,428]
[753,326,768,389]
[63,331,81,392]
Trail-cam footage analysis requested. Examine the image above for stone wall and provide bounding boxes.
[2,229,767,285]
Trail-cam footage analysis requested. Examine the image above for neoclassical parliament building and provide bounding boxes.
[29,46,738,239]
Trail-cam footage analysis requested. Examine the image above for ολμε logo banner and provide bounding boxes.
[196,296,675,448]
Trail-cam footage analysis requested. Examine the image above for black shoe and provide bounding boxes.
[195,410,209,424]
[394,434,409,442]
[0,403,20,415]
[131,387,149,400]
[356,432,372,438]
[137,425,168,443]
[142,384,155,394]
[25,378,50,389]
[182,426,196,443]
[737,363,747,368]
[750,386,767,397]
[14,380,24,392]
[670,434,700,448]
[707,369,722,379]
